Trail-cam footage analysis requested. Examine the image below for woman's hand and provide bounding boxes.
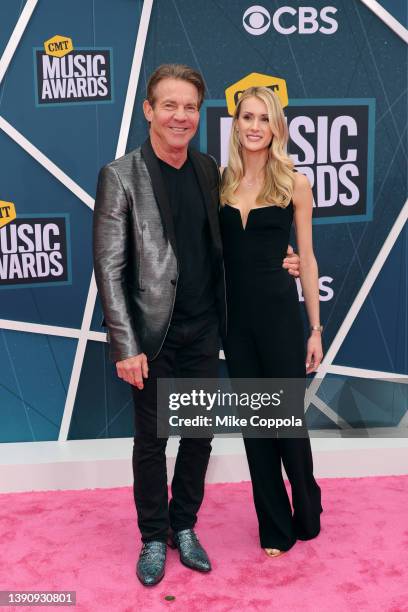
[305,332,323,374]
[282,244,300,277]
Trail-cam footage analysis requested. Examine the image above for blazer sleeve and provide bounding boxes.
[93,164,142,362]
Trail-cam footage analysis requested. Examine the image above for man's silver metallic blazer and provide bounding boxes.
[93,138,226,362]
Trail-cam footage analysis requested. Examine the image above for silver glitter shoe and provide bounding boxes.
[171,529,211,572]
[136,541,167,586]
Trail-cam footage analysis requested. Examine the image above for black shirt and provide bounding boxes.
[158,155,216,321]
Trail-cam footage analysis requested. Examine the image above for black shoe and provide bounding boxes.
[171,529,211,573]
[136,541,167,586]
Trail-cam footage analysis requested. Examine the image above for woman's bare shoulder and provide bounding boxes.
[292,170,313,210]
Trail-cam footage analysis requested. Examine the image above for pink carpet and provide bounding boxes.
[1,476,407,612]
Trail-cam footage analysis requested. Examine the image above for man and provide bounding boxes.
[93,64,299,586]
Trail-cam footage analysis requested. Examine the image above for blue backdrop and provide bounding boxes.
[0,0,406,442]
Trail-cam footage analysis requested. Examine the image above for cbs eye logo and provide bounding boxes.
[243,5,271,35]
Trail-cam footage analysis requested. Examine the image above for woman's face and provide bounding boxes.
[236,96,273,152]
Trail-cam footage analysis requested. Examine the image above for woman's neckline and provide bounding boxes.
[224,203,286,231]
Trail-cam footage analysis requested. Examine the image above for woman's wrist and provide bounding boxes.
[309,324,323,335]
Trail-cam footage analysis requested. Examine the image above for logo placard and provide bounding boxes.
[0,214,72,288]
[201,92,375,224]
[34,36,113,106]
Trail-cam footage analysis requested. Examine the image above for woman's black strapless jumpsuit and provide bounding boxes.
[220,201,322,551]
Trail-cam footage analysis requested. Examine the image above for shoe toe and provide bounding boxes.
[138,570,162,586]
[136,542,166,586]
[136,562,165,586]
[194,556,211,572]
[174,530,212,572]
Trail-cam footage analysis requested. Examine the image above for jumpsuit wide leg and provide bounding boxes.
[220,202,323,551]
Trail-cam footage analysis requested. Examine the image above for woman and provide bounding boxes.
[220,86,323,557]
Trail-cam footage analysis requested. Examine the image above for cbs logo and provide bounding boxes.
[243,5,338,36]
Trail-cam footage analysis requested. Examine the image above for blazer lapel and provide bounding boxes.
[188,148,222,252]
[141,138,178,258]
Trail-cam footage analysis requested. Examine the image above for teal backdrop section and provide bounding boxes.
[0,0,144,441]
[0,1,406,442]
[378,0,407,26]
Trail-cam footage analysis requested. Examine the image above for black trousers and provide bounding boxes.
[131,311,220,543]
[224,321,322,551]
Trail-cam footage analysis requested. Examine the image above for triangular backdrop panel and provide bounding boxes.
[335,224,408,374]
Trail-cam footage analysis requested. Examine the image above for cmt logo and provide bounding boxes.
[0,201,16,229]
[243,5,338,36]
[225,72,288,116]
[44,35,73,57]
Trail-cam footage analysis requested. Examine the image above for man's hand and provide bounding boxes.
[116,353,149,389]
[282,244,300,277]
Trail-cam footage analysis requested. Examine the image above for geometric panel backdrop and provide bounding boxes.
[0,0,406,442]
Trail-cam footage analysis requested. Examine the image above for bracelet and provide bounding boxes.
[310,325,323,333]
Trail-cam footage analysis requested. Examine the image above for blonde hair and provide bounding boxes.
[220,87,295,207]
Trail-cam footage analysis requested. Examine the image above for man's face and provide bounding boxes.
[143,78,200,151]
